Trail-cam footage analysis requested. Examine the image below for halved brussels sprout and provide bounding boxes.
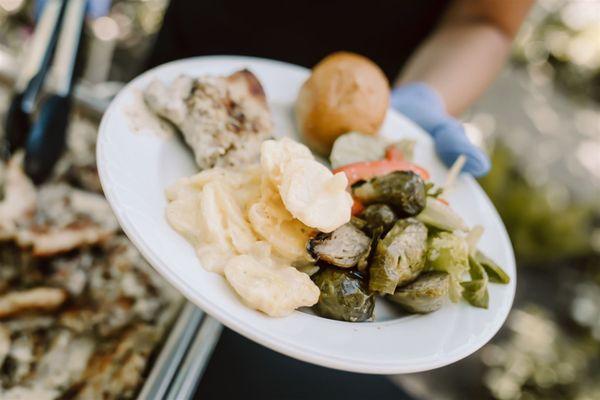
[352,171,426,217]
[312,268,374,322]
[359,204,398,234]
[308,223,371,268]
[369,219,428,294]
[388,271,449,313]
[356,226,383,272]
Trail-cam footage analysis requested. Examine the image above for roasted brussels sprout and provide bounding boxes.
[461,255,489,309]
[426,232,469,302]
[352,171,426,217]
[369,219,428,294]
[308,223,371,268]
[356,226,383,272]
[388,271,449,313]
[359,204,398,234]
[474,250,510,284]
[312,268,374,322]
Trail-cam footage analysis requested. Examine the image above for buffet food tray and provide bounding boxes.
[0,49,222,399]
[137,304,222,400]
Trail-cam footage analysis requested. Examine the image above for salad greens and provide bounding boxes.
[426,232,470,301]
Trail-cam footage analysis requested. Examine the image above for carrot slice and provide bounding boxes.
[351,199,365,216]
[385,146,404,161]
[334,159,430,186]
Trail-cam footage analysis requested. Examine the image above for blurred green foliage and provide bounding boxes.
[479,144,596,266]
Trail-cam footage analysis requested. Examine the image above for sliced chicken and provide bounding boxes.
[15,183,119,256]
[0,153,37,240]
[0,288,67,318]
[144,69,272,169]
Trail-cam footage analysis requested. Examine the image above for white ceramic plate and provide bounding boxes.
[97,56,516,374]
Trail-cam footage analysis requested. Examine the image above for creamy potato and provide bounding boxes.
[165,138,351,316]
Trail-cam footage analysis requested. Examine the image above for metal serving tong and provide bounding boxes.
[2,0,86,184]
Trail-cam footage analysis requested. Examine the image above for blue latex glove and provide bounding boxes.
[391,83,490,177]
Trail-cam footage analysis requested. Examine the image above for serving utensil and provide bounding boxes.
[2,0,86,184]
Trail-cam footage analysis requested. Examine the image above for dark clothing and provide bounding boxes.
[195,328,409,399]
[147,0,449,81]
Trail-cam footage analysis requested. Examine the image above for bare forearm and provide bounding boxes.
[397,22,511,116]
[396,0,533,115]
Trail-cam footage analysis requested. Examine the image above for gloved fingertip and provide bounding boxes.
[463,150,491,177]
[436,145,491,177]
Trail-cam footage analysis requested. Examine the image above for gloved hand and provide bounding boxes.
[391,82,490,177]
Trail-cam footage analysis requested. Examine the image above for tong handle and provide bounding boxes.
[24,94,71,183]
[2,93,30,159]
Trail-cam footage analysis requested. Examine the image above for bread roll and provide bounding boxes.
[295,52,389,155]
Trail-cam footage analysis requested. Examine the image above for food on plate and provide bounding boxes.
[426,231,470,302]
[388,271,450,314]
[261,139,353,232]
[474,250,511,284]
[359,204,398,234]
[353,171,427,217]
[308,223,371,268]
[144,69,272,169]
[165,137,351,316]
[153,64,510,322]
[312,268,374,322]
[295,52,389,154]
[329,131,415,169]
[462,255,489,308]
[369,219,428,294]
[416,196,468,232]
[224,255,319,317]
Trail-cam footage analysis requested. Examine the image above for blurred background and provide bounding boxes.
[0,0,598,399]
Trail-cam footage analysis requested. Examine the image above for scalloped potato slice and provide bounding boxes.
[248,177,313,261]
[166,168,262,273]
[279,159,352,233]
[261,138,352,233]
[261,138,313,186]
[224,255,320,317]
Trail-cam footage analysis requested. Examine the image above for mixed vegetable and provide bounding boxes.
[307,132,510,322]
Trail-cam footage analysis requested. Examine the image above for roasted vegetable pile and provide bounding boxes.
[307,132,510,322]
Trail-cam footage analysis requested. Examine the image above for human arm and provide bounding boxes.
[396,0,534,115]
[391,0,534,176]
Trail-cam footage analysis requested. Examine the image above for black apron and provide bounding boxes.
[147,0,449,82]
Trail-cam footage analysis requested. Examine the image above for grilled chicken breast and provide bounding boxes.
[144,69,273,169]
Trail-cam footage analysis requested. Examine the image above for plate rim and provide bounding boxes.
[97,55,516,374]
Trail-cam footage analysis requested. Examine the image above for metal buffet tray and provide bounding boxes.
[138,305,222,399]
[0,47,223,400]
